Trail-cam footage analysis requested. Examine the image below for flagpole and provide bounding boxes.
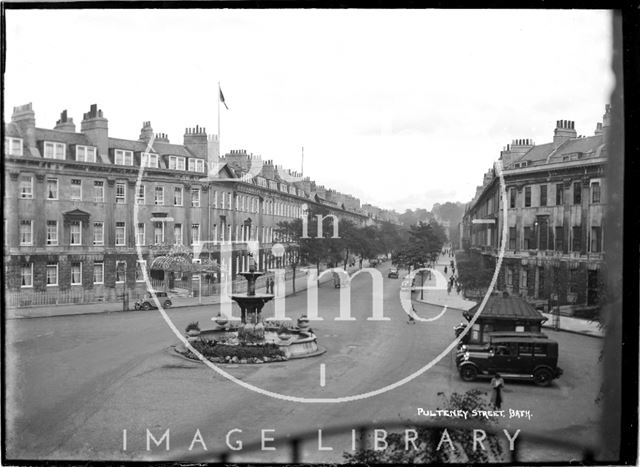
[217,81,221,157]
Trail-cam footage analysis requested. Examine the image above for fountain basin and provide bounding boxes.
[177,327,324,363]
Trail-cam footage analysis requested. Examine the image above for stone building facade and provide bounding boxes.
[4,103,372,305]
[460,106,610,315]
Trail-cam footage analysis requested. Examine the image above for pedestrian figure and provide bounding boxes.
[268,278,274,294]
[447,282,452,295]
[444,266,448,275]
[491,373,505,409]
[408,305,417,324]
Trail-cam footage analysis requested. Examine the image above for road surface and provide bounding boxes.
[5,265,602,462]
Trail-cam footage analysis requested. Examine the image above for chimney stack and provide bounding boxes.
[553,119,577,147]
[594,122,603,136]
[207,134,220,172]
[54,110,76,132]
[183,125,208,159]
[499,138,533,167]
[81,104,109,163]
[139,121,155,142]
[11,103,38,156]
[261,159,275,179]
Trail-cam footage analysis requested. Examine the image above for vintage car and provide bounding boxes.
[456,334,562,386]
[388,268,399,278]
[134,291,172,310]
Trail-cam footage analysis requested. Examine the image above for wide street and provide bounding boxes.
[5,262,602,463]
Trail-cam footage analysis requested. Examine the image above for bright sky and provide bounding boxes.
[4,9,613,212]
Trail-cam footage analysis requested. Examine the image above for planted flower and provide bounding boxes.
[185,321,200,336]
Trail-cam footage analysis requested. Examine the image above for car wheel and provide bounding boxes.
[142,302,151,311]
[163,300,171,308]
[460,365,478,382]
[134,304,140,310]
[533,368,553,386]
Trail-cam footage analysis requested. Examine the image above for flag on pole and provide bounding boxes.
[219,85,229,110]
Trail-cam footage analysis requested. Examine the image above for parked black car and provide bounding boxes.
[456,333,562,386]
[134,291,172,310]
[388,268,399,278]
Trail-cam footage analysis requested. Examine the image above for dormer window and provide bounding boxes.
[76,145,97,163]
[5,137,23,156]
[141,152,159,168]
[44,141,66,160]
[168,156,186,171]
[114,149,133,166]
[188,158,205,173]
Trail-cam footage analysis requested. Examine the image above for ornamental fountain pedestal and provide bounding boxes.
[178,255,323,362]
[231,262,274,326]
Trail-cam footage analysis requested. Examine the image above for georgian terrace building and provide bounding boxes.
[460,106,610,316]
[4,103,369,305]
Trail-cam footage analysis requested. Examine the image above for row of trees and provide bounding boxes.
[274,205,448,292]
[275,206,404,269]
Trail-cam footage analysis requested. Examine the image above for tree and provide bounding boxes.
[275,219,302,294]
[393,220,447,269]
[455,250,493,298]
[278,208,407,276]
[343,389,506,463]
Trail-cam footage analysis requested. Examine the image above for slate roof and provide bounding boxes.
[463,295,547,323]
[106,137,202,158]
[152,141,195,158]
[35,128,91,145]
[549,135,604,163]
[510,134,605,167]
[512,142,556,165]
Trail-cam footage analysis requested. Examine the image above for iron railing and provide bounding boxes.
[178,419,596,463]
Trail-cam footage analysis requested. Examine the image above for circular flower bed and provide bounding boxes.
[179,338,288,364]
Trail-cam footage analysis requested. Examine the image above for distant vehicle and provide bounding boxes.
[134,291,172,310]
[388,268,399,278]
[456,334,562,386]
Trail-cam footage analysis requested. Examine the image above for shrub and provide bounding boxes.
[343,389,505,463]
[188,339,285,360]
[185,321,200,333]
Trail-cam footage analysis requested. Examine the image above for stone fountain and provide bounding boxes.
[177,254,324,363]
[231,256,273,327]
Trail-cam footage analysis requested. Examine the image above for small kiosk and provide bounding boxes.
[460,292,547,344]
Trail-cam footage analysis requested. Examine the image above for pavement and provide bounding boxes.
[540,312,603,338]
[5,263,362,320]
[7,254,604,339]
[410,251,477,312]
[410,250,603,338]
